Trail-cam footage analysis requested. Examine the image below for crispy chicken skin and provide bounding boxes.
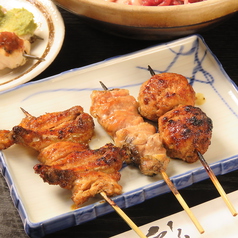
[34,143,126,206]
[158,105,213,163]
[90,88,170,176]
[0,130,14,150]
[37,141,89,166]
[0,106,94,151]
[37,142,126,173]
[138,73,196,121]
[34,166,122,206]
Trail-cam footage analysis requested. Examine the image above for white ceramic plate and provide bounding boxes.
[0,0,65,92]
[0,35,238,238]
[112,190,238,238]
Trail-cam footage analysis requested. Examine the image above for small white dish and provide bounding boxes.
[0,35,238,237]
[0,0,65,92]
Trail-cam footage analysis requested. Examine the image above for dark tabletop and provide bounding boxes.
[0,6,238,238]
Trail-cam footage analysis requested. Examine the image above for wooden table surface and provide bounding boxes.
[0,6,238,238]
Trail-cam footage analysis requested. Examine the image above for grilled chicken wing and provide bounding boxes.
[34,143,126,206]
[90,88,170,176]
[37,141,89,166]
[34,166,122,206]
[37,142,125,173]
[0,106,94,151]
[158,105,213,163]
[138,73,196,121]
[1,105,126,206]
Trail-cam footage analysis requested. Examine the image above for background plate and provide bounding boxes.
[0,35,238,238]
[0,0,65,92]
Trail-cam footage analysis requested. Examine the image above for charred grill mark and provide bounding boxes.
[188,116,204,126]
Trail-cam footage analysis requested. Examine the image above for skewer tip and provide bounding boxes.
[20,107,32,117]
[99,81,108,91]
[147,65,155,76]
[23,53,45,61]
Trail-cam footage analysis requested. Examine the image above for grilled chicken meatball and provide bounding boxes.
[158,105,213,163]
[138,73,196,121]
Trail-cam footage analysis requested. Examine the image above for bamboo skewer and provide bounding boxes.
[160,170,204,234]
[197,151,237,216]
[100,192,147,238]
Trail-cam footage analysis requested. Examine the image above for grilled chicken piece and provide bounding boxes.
[0,130,14,150]
[90,89,144,137]
[37,142,125,173]
[138,73,196,121]
[115,123,169,175]
[0,32,31,70]
[37,141,89,166]
[34,143,126,206]
[0,106,94,151]
[34,166,122,206]
[158,105,213,163]
[90,88,170,176]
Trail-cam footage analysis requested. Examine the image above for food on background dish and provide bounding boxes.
[0,6,40,70]
[0,7,37,39]
[138,72,196,121]
[90,87,170,176]
[104,0,205,6]
[0,32,31,70]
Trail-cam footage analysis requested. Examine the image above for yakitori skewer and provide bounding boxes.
[90,82,204,234]
[1,107,147,238]
[146,65,237,217]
